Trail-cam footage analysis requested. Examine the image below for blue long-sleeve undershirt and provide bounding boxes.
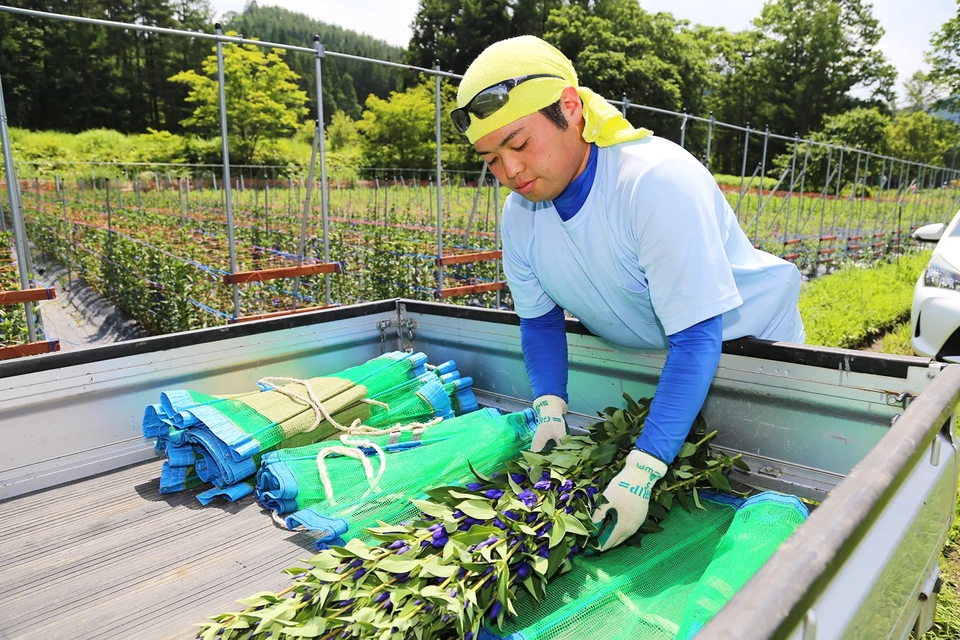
[519,304,568,403]
[635,315,723,463]
[520,308,722,463]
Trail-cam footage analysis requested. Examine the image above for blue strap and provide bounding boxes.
[519,304,568,402]
[636,315,723,463]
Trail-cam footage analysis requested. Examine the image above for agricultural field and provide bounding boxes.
[1,165,957,341]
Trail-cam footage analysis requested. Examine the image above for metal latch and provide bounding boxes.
[398,318,416,342]
[914,565,942,637]
[885,391,916,410]
[376,319,393,353]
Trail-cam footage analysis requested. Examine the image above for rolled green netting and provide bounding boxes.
[674,493,809,639]
[479,492,807,640]
[256,408,536,549]
[141,352,476,502]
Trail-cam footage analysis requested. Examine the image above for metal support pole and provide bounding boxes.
[178,177,186,225]
[292,123,320,309]
[736,125,750,218]
[0,84,36,340]
[0,172,5,233]
[783,137,798,246]
[314,37,332,305]
[216,23,240,319]
[62,178,70,289]
[680,115,688,149]
[621,95,628,119]
[753,127,769,243]
[463,162,488,246]
[705,112,715,169]
[435,63,444,294]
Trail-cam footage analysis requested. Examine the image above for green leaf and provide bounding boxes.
[457,500,496,521]
[656,490,673,511]
[541,492,556,517]
[420,559,458,578]
[707,470,733,492]
[548,517,567,549]
[411,499,453,519]
[376,557,420,573]
[733,457,751,472]
[468,460,491,482]
[344,537,377,560]
[677,442,698,458]
[236,592,278,607]
[559,513,590,536]
[589,444,619,467]
[675,487,691,512]
[692,486,704,510]
[279,617,327,637]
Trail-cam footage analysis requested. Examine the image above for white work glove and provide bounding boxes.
[590,449,668,551]
[530,395,567,452]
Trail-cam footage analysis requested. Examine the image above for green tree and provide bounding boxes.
[356,85,437,169]
[224,3,404,123]
[0,0,212,133]
[902,70,941,113]
[771,108,892,192]
[926,1,960,111]
[747,0,896,138]
[887,111,960,165]
[406,0,511,74]
[355,80,478,171]
[326,110,360,151]
[544,1,710,113]
[169,35,309,163]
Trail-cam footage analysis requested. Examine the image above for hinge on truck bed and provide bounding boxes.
[376,319,392,353]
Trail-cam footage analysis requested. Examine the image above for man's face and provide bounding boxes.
[473,91,587,202]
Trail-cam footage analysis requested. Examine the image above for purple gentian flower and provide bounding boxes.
[353,568,366,579]
[489,601,502,620]
[466,482,483,491]
[389,540,405,549]
[374,592,389,603]
[484,489,505,500]
[561,480,574,491]
[518,488,537,507]
[534,479,552,491]
[517,563,531,579]
[510,473,526,484]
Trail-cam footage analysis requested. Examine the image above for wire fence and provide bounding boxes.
[0,4,958,349]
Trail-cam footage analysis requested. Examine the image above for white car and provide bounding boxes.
[911,210,960,361]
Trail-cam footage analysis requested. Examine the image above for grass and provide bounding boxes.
[798,252,930,349]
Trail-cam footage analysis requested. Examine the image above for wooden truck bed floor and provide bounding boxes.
[0,459,318,639]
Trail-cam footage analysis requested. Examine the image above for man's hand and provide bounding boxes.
[590,449,668,551]
[531,395,567,452]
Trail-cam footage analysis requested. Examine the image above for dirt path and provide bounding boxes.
[31,253,145,351]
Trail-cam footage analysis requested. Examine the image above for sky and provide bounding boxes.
[211,0,956,101]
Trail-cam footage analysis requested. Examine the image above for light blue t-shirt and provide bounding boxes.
[501,135,805,349]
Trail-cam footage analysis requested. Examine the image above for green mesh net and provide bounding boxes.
[257,408,536,549]
[481,493,807,640]
[674,494,809,639]
[142,352,477,503]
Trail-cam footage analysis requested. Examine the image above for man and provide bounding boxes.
[451,36,804,551]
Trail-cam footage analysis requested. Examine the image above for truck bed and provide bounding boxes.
[1,299,957,639]
[0,460,319,640]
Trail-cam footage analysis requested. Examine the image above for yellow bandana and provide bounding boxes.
[457,35,652,147]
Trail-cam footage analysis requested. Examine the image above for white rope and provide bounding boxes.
[256,375,441,437]
[256,375,444,502]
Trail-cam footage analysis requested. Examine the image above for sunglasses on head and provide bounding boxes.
[451,74,563,134]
